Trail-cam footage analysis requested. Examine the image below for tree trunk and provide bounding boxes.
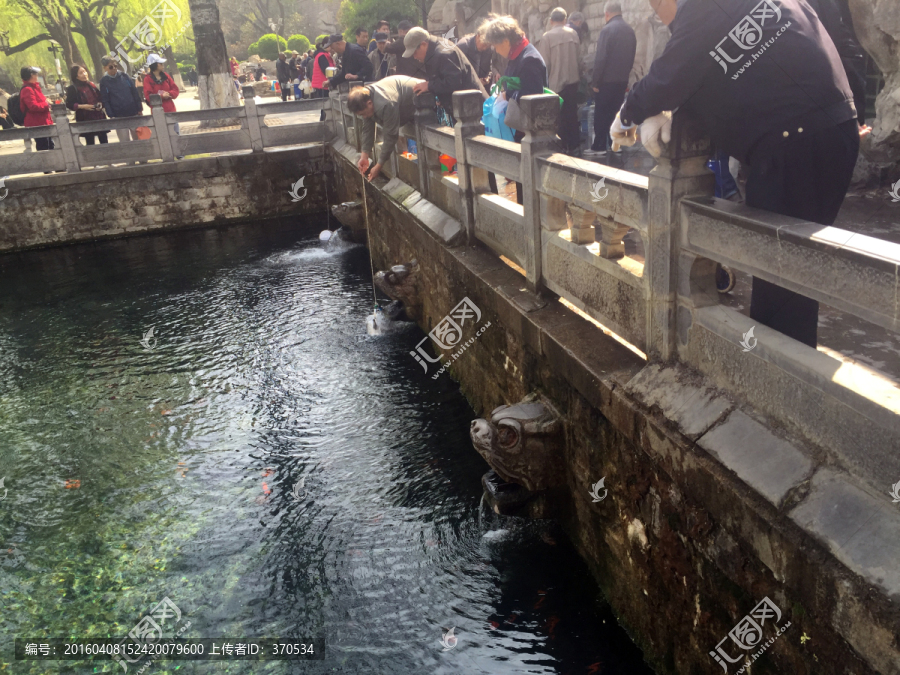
[163,44,186,91]
[77,8,108,81]
[187,0,241,126]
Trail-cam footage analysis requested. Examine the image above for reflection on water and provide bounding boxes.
[0,216,654,674]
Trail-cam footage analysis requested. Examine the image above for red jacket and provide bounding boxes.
[142,73,180,113]
[19,81,53,127]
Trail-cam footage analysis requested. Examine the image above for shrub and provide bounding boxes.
[287,34,310,53]
[257,33,288,60]
[248,41,260,56]
[315,34,330,46]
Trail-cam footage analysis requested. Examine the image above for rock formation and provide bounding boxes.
[849,0,900,167]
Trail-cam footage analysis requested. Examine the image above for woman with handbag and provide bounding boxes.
[483,15,547,204]
[65,65,109,145]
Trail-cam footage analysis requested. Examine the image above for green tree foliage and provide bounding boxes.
[287,34,310,53]
[248,41,260,56]
[256,33,287,60]
[314,34,329,46]
[337,0,420,40]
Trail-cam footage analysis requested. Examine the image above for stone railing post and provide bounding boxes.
[519,94,561,293]
[328,88,342,140]
[349,81,365,153]
[148,94,175,162]
[338,83,354,146]
[646,111,715,361]
[413,92,439,200]
[452,90,485,244]
[51,103,80,172]
[242,85,264,152]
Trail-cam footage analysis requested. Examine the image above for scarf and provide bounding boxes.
[509,37,530,61]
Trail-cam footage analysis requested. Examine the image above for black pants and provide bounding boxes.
[592,81,628,151]
[82,132,109,145]
[558,82,580,152]
[745,118,859,347]
[280,82,290,101]
[35,137,54,151]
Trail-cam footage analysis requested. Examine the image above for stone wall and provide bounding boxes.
[329,141,900,675]
[0,149,329,252]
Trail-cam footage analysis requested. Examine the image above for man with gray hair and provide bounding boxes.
[539,7,581,155]
[585,0,636,158]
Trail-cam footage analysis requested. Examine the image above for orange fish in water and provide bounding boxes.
[587,662,603,674]
[490,621,500,629]
[261,468,274,477]
[262,482,271,495]
[161,409,172,416]
[64,479,81,489]
[545,615,559,637]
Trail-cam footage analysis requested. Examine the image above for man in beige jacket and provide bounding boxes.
[349,75,422,182]
[539,7,581,155]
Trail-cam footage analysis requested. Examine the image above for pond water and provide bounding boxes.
[0,217,655,674]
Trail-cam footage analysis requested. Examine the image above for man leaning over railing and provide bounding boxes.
[610,0,859,348]
[349,75,423,182]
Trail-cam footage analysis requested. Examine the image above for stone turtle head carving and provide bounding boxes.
[470,393,564,492]
[331,201,364,230]
[374,260,420,310]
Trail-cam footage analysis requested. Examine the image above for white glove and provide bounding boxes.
[609,112,638,148]
[639,111,673,158]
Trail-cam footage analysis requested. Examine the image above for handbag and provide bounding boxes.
[482,84,515,141]
[497,77,563,131]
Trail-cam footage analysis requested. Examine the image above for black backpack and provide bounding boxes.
[7,92,25,126]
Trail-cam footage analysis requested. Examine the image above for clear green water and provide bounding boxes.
[0,217,654,674]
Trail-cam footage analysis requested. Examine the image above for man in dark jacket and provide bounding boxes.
[386,21,428,78]
[99,57,144,143]
[324,34,374,88]
[612,0,858,348]
[585,1,636,157]
[276,52,292,101]
[456,30,493,88]
[402,27,487,119]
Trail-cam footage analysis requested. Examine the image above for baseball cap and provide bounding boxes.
[374,32,389,43]
[323,34,344,48]
[402,27,429,58]
[147,54,167,65]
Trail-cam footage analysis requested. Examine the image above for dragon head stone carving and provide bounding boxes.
[374,261,421,316]
[470,394,564,493]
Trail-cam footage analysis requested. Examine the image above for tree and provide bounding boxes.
[248,41,259,55]
[187,0,240,121]
[287,34,309,53]
[337,0,421,42]
[256,33,286,59]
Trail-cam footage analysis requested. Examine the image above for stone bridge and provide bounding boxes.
[1,84,898,675]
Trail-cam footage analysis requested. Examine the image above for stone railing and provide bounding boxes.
[329,83,900,487]
[0,85,332,176]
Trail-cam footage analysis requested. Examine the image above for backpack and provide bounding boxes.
[7,92,25,126]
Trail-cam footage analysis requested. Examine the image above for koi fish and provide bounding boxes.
[64,479,81,489]
[262,482,271,495]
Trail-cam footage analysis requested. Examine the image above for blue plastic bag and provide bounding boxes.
[482,85,515,142]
